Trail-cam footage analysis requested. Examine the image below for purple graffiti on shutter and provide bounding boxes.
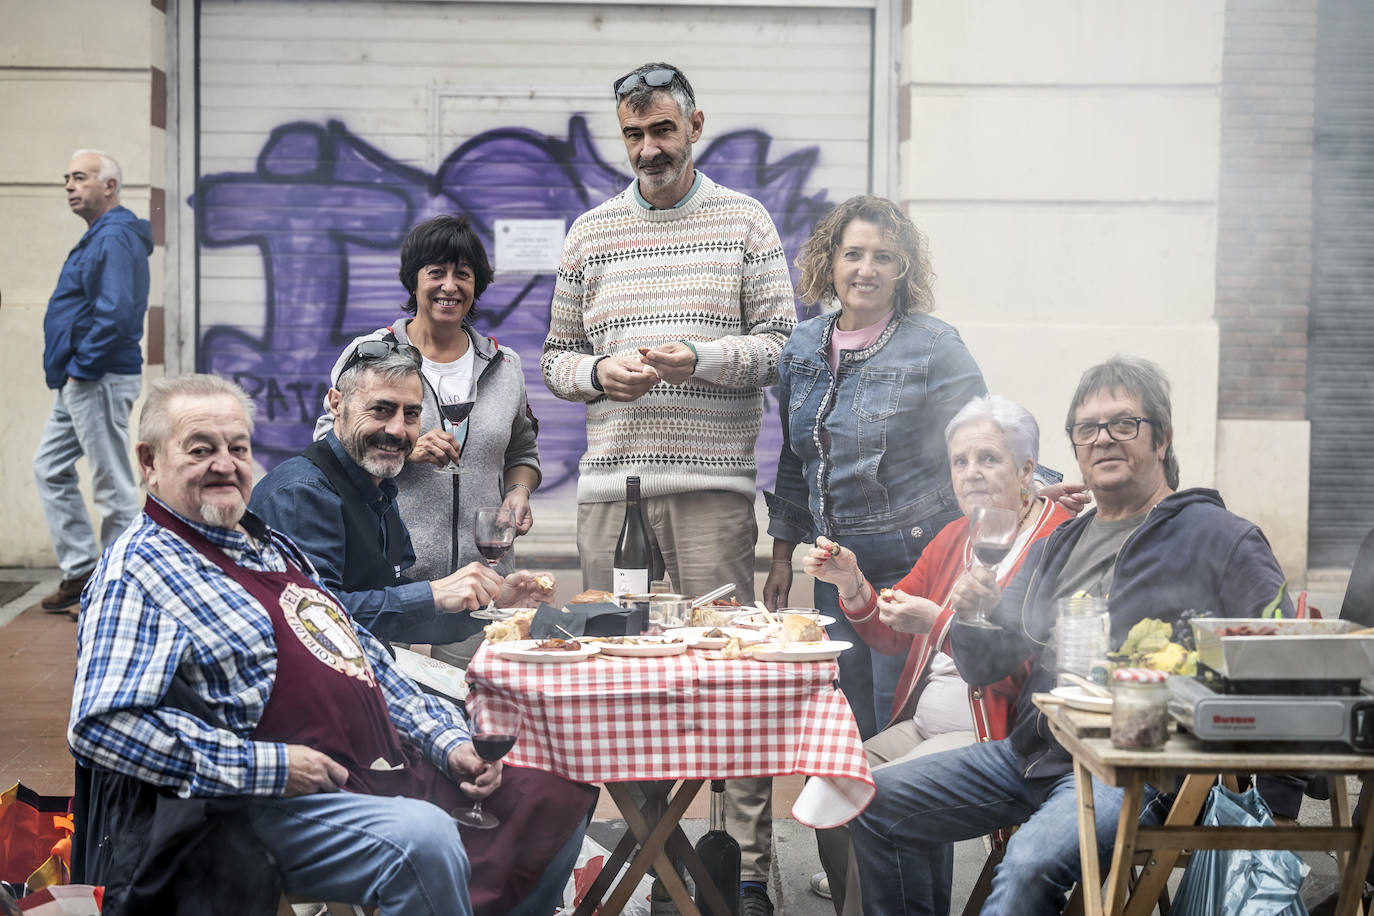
[194,117,829,489]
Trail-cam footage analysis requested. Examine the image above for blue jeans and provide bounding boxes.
[850,738,1134,916]
[820,525,940,739]
[33,374,142,578]
[246,792,472,916]
[245,790,587,916]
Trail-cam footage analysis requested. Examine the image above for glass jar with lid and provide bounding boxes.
[1110,668,1170,750]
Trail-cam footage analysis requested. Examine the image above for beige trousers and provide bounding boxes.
[816,721,976,915]
[578,490,774,880]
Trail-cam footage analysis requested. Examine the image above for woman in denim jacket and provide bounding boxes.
[763,195,986,740]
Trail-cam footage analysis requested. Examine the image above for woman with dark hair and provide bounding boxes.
[317,215,544,664]
[764,195,988,741]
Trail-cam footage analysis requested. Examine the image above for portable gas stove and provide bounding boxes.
[1166,617,1374,752]
[1167,674,1374,751]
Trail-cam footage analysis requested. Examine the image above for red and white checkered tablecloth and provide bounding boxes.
[465,644,875,827]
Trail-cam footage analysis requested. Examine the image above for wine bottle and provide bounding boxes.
[649,874,678,915]
[693,779,741,916]
[614,476,651,598]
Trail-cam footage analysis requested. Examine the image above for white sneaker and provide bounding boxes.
[810,872,832,900]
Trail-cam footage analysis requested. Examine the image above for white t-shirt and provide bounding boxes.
[421,333,477,402]
[911,652,975,737]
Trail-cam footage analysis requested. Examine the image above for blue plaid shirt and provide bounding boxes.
[68,496,470,798]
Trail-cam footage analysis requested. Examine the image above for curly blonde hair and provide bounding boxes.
[793,195,935,314]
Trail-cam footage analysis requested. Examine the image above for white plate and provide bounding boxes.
[749,640,852,663]
[471,606,518,621]
[489,639,600,664]
[585,636,692,657]
[733,614,837,630]
[1050,685,1113,714]
[665,626,766,649]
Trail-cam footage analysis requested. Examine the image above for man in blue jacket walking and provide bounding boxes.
[34,149,153,613]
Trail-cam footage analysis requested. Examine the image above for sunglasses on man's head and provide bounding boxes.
[612,67,689,102]
[339,339,422,378]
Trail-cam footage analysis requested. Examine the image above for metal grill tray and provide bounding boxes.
[1191,617,1374,681]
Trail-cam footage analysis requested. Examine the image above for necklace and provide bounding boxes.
[1017,497,1039,531]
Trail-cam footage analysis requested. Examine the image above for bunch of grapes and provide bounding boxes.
[1172,608,1214,651]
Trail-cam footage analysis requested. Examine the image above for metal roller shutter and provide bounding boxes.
[192,0,877,543]
[1308,0,1374,567]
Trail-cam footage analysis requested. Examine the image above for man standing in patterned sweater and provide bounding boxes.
[541,62,797,916]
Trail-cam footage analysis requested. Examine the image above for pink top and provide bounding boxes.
[829,311,894,373]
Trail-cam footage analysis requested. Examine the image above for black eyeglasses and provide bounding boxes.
[1066,417,1154,446]
[612,67,692,104]
[339,339,422,378]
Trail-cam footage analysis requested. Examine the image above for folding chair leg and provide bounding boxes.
[962,847,1004,916]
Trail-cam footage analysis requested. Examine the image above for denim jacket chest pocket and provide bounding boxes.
[853,367,913,422]
[786,359,823,414]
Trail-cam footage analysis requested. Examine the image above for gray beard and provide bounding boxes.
[199,501,245,529]
[358,451,405,479]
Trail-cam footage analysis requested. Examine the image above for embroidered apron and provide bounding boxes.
[147,501,595,913]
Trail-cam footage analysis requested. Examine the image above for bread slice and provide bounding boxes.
[780,614,824,645]
[483,609,535,643]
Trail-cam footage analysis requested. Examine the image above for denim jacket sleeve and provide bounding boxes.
[765,361,816,544]
[926,328,988,444]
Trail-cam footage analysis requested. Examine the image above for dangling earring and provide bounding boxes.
[1020,485,1030,507]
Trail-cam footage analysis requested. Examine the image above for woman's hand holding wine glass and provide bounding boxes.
[433,376,475,475]
[960,506,1016,629]
[409,428,463,467]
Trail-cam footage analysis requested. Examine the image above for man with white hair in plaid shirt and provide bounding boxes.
[68,373,593,916]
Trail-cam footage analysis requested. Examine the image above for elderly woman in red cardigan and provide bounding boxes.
[806,394,1076,915]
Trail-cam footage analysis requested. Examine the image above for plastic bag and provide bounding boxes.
[1172,783,1309,916]
[0,785,72,886]
[13,885,101,915]
[561,833,652,915]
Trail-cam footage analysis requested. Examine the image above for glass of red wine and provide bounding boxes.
[471,507,516,621]
[434,376,474,475]
[964,506,1017,629]
[452,694,521,830]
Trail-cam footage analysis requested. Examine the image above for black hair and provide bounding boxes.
[397,215,494,317]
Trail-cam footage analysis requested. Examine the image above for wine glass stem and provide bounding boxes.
[484,562,499,613]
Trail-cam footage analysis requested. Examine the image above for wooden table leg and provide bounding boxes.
[572,823,639,915]
[1122,774,1213,916]
[620,784,734,916]
[1335,778,1374,916]
[599,780,706,916]
[1103,773,1145,915]
[1333,776,1355,875]
[1074,759,1105,916]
